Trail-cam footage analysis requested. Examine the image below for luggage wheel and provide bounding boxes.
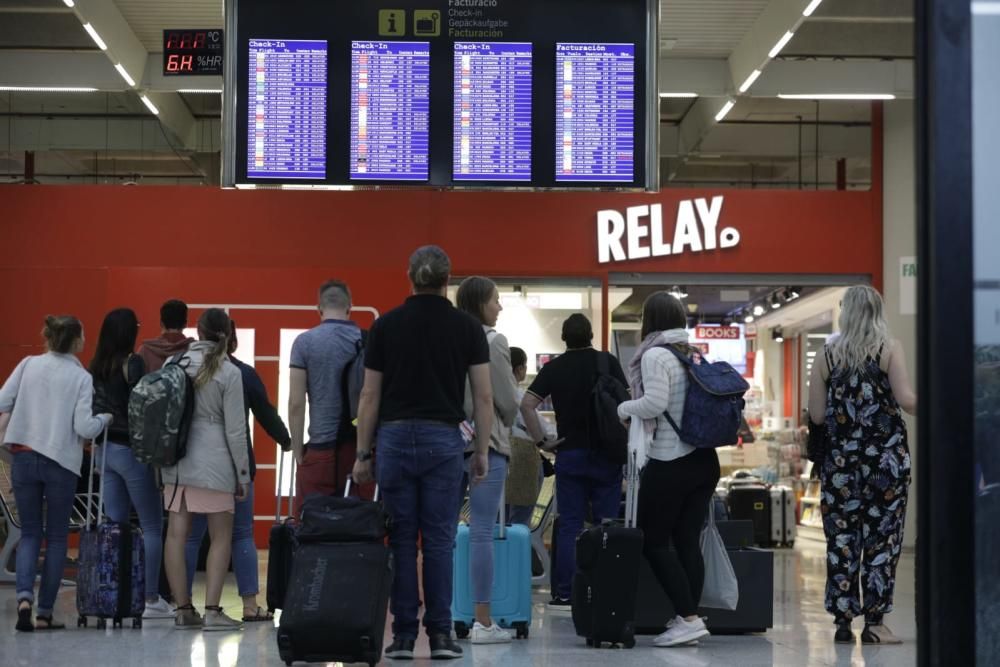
[585,638,596,648]
[113,617,123,629]
[132,618,142,629]
[454,621,470,639]
[97,618,107,630]
[622,636,636,649]
[77,616,87,628]
[513,622,529,639]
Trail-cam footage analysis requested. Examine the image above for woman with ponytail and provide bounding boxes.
[0,315,111,632]
[161,308,250,632]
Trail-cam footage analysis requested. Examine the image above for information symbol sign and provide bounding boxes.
[379,9,406,36]
[414,10,440,36]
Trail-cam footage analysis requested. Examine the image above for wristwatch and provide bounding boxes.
[357,449,374,462]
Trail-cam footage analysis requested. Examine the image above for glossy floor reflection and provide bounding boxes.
[0,538,915,666]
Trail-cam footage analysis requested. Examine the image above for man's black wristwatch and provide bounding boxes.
[357,449,374,462]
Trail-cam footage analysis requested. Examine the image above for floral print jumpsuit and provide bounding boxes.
[821,345,911,625]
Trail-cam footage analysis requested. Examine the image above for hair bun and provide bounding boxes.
[44,315,59,330]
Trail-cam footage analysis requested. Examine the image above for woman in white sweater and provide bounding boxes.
[0,315,111,632]
[617,292,720,648]
[161,308,250,632]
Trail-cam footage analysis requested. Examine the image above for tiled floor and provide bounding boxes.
[0,537,916,666]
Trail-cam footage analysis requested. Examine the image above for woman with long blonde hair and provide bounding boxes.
[161,308,250,632]
[808,286,917,646]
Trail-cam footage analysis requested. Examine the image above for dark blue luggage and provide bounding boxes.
[76,429,145,629]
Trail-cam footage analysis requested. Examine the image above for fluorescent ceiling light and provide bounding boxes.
[659,92,698,98]
[115,63,136,87]
[714,100,735,122]
[778,93,896,100]
[140,94,159,115]
[82,23,107,51]
[971,2,1000,14]
[769,31,795,59]
[803,0,824,16]
[62,0,75,6]
[0,86,97,92]
[177,89,223,94]
[738,69,762,94]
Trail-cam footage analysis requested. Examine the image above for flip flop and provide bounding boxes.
[242,607,274,623]
[35,616,66,630]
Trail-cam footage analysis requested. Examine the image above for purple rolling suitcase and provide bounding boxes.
[76,428,145,629]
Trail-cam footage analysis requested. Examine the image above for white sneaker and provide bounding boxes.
[470,622,513,644]
[142,597,176,619]
[654,615,710,647]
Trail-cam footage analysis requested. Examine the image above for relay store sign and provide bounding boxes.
[597,196,741,264]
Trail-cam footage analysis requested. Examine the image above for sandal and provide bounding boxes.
[35,615,66,630]
[16,602,33,632]
[242,606,274,622]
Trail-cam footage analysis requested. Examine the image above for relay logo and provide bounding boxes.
[596,196,741,264]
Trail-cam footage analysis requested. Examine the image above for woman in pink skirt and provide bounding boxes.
[161,308,250,632]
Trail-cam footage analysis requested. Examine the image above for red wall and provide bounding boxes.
[0,185,882,544]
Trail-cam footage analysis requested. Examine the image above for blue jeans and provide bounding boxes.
[96,441,164,600]
[184,482,257,598]
[11,451,78,616]
[552,449,623,600]
[377,422,465,639]
[465,450,508,604]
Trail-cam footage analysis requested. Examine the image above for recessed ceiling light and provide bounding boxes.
[715,100,735,122]
[0,86,98,92]
[82,22,107,51]
[62,0,75,6]
[769,31,795,59]
[803,0,824,16]
[778,93,896,100]
[115,63,136,87]
[659,92,698,98]
[739,69,762,94]
[140,94,159,115]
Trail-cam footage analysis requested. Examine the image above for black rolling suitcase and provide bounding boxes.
[267,454,297,614]
[571,449,643,648]
[277,478,392,667]
[727,484,771,546]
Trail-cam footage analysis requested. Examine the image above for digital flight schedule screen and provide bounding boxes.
[453,42,533,182]
[247,39,327,180]
[555,43,635,183]
[350,41,431,181]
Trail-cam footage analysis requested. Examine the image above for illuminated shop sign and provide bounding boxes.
[596,196,741,264]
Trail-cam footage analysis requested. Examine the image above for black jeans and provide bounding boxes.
[638,448,721,617]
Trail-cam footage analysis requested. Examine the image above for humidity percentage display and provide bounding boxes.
[350,41,431,181]
[453,42,533,182]
[247,39,327,180]
[555,43,635,183]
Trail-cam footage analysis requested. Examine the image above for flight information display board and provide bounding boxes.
[350,41,430,181]
[555,43,635,183]
[247,39,327,180]
[453,42,532,182]
[227,0,656,190]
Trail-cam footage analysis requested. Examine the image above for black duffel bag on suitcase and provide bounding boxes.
[277,478,392,667]
[571,449,644,648]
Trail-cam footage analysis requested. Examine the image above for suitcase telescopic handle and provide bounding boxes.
[85,426,110,529]
[344,475,380,502]
[274,452,297,522]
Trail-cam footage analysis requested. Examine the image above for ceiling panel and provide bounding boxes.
[114,0,223,52]
[0,13,96,49]
[612,284,824,322]
[660,0,770,58]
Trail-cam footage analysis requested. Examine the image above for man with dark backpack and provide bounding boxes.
[288,280,367,513]
[519,314,629,614]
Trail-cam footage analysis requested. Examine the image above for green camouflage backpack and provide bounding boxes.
[128,354,195,467]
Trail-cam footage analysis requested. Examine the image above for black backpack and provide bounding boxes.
[590,352,630,465]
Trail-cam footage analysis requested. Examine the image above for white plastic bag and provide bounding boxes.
[699,500,739,610]
[628,417,650,471]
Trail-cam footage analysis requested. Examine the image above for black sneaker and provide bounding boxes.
[835,623,855,644]
[429,634,463,660]
[546,597,572,615]
[385,637,415,660]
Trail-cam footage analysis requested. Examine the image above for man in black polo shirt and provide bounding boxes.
[353,245,493,661]
[520,313,628,613]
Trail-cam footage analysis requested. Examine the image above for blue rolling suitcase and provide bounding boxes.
[76,428,146,629]
[452,496,532,639]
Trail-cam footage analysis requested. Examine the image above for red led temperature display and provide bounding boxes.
[163,29,224,76]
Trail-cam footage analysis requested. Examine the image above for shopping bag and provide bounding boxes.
[628,417,650,471]
[699,499,739,610]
